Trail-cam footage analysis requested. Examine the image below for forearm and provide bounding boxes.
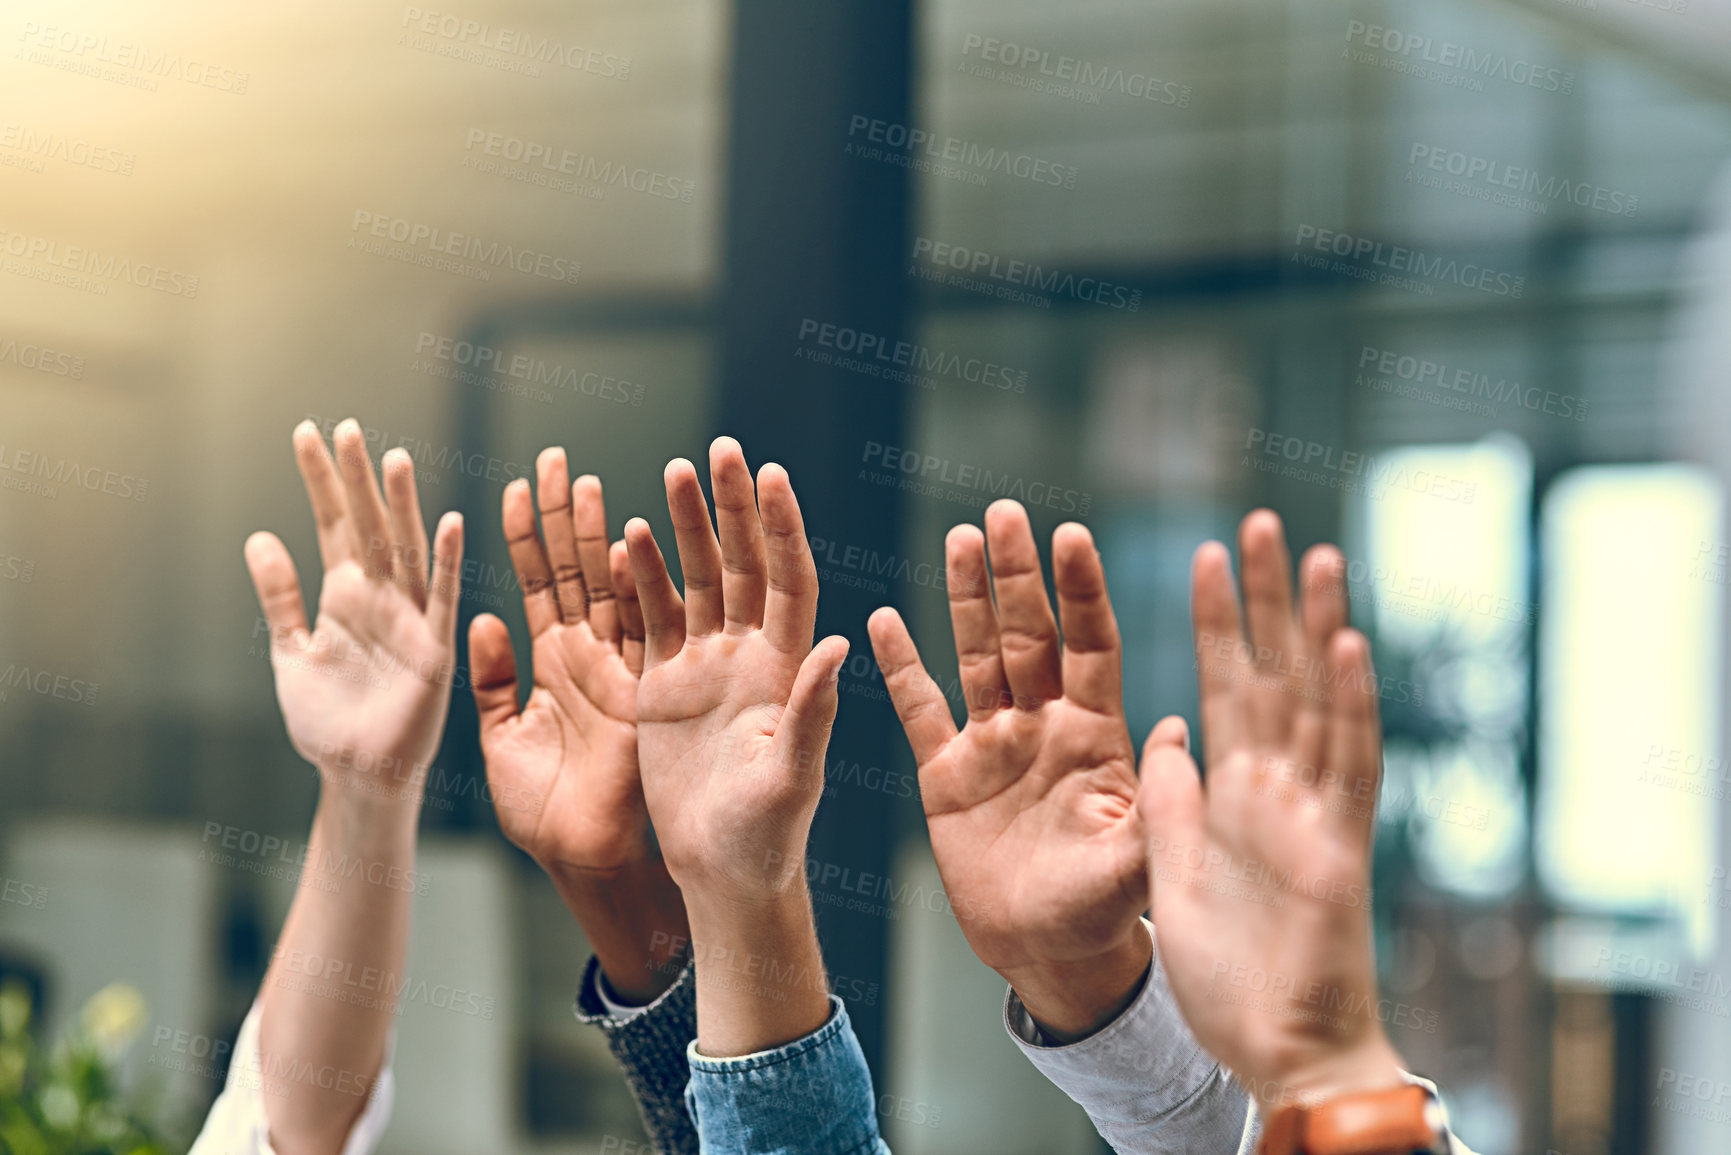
[684,885,831,1057]
[257,790,420,1155]
[547,856,691,1002]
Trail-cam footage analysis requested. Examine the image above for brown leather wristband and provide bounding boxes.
[1256,1084,1447,1155]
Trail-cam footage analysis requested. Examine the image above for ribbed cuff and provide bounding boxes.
[574,947,699,1155]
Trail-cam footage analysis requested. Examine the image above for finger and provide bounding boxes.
[1294,544,1350,770]
[710,437,768,633]
[291,421,353,570]
[468,614,522,750]
[773,636,850,790]
[381,449,431,609]
[332,419,394,580]
[1190,542,1249,768]
[1237,509,1300,672]
[1299,544,1350,656]
[1138,715,1207,902]
[985,500,1062,708]
[946,523,1009,721]
[574,475,619,645]
[502,478,561,638]
[536,448,590,626]
[665,458,725,637]
[625,518,686,666]
[1321,629,1384,843]
[244,532,309,650]
[610,538,646,676]
[426,512,465,643]
[1052,522,1124,717]
[868,606,959,766]
[758,462,818,655]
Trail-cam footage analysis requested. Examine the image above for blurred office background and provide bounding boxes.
[2,0,1730,1151]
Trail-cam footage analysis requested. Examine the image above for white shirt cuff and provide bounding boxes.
[188,1003,395,1155]
[593,967,655,1023]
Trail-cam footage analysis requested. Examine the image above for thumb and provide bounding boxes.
[774,636,850,786]
[1138,715,1205,897]
[468,614,522,748]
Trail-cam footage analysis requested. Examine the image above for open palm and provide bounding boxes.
[1139,511,1403,1106]
[627,439,848,901]
[245,420,463,801]
[470,450,652,876]
[870,504,1146,973]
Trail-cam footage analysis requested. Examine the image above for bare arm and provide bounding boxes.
[244,419,463,1155]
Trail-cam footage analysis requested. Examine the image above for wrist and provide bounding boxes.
[1256,1034,1407,1110]
[311,779,422,840]
[544,856,691,1003]
[314,750,429,812]
[1000,923,1153,1044]
[684,885,831,1056]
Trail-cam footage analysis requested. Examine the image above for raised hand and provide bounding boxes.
[469,448,687,1000]
[239,419,462,1155]
[246,419,463,802]
[868,501,1150,1040]
[626,437,849,1054]
[1138,510,1404,1109]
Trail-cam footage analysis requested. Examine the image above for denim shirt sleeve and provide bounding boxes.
[1003,918,1253,1154]
[684,995,891,1155]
